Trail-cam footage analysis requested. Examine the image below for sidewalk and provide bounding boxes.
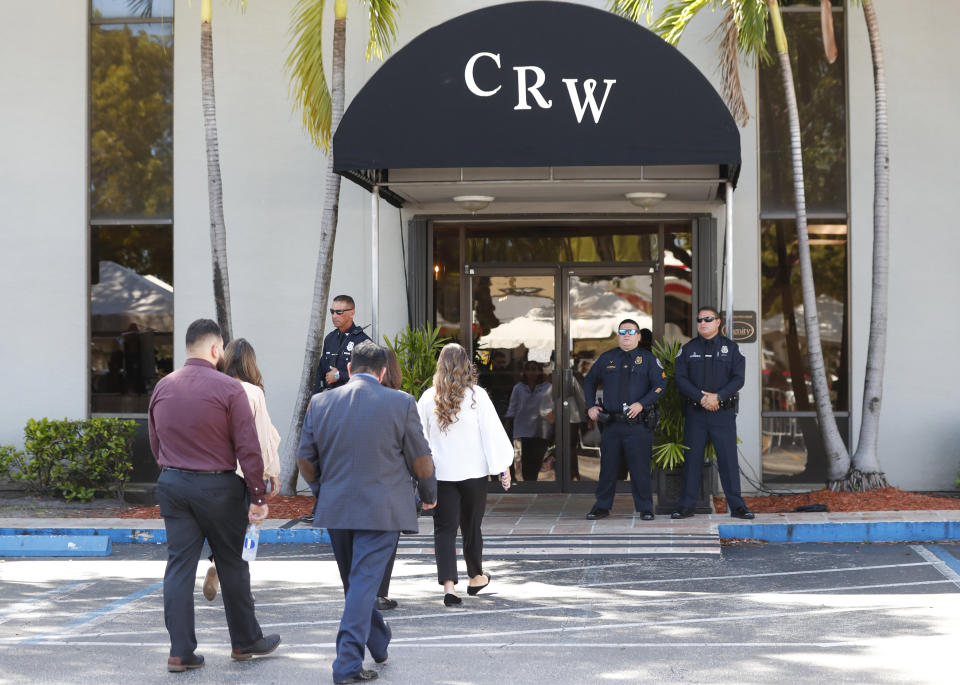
[3,494,960,555]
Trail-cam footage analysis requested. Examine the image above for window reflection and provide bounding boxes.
[90,22,173,219]
[92,0,174,19]
[664,228,693,343]
[90,226,173,413]
[758,10,846,213]
[465,225,657,264]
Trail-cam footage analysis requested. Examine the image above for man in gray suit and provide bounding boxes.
[297,341,437,684]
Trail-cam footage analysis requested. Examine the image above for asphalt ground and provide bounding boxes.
[1,543,959,684]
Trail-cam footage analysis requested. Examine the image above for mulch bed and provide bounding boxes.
[113,495,316,520]
[714,487,960,514]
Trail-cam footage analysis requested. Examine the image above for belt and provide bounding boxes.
[162,466,234,475]
[596,410,641,425]
[687,396,738,410]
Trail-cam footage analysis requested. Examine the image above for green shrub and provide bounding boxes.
[2,418,136,501]
[384,323,449,400]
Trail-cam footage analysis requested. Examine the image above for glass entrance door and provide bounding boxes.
[469,266,656,492]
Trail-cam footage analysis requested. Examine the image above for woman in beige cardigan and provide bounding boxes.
[202,337,281,601]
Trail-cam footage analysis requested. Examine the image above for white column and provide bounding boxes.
[724,181,734,334]
[371,185,380,342]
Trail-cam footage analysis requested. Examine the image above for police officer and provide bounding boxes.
[311,295,371,395]
[671,305,754,520]
[583,319,666,520]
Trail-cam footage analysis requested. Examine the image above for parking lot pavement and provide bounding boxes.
[2,543,959,684]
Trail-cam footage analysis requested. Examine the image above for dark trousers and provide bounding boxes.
[594,422,654,512]
[679,408,745,510]
[156,469,262,657]
[518,437,548,482]
[328,529,398,682]
[434,477,488,584]
[377,537,400,598]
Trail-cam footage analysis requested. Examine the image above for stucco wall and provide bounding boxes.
[0,2,88,446]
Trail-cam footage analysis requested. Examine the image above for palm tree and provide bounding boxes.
[609,0,853,487]
[847,0,889,489]
[278,0,400,495]
[199,0,244,343]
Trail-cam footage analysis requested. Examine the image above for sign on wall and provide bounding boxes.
[720,310,757,344]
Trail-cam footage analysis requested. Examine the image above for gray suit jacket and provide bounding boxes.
[297,373,437,532]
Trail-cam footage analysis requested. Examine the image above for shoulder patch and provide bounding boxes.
[655,387,662,393]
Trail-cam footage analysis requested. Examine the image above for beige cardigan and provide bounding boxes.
[235,380,281,479]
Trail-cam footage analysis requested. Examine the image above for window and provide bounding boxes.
[758,2,849,483]
[89,1,173,414]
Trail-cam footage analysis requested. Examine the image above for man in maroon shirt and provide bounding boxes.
[149,319,280,672]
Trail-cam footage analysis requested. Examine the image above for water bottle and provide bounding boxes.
[622,402,629,416]
[241,523,260,561]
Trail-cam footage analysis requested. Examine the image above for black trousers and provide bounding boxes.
[594,422,654,512]
[156,469,263,657]
[377,537,400,598]
[434,477,488,584]
[518,437,548,482]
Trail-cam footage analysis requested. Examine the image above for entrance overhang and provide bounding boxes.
[330,0,743,336]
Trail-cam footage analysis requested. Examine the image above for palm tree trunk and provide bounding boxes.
[767,0,850,486]
[279,14,347,495]
[201,3,233,342]
[850,0,889,490]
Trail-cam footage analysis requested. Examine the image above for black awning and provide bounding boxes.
[333,1,741,202]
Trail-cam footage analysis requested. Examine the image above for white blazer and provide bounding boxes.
[417,385,514,482]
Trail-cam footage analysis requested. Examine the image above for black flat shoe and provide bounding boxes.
[443,593,462,606]
[586,507,610,520]
[670,508,695,519]
[335,669,379,683]
[731,506,756,520]
[167,653,204,672]
[376,596,398,610]
[640,511,655,521]
[467,573,491,596]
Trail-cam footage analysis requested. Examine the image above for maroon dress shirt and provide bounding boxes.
[148,358,267,506]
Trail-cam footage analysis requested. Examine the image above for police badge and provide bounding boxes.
[721,345,728,354]
[347,341,355,352]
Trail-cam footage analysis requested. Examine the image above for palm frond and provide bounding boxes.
[711,8,750,126]
[730,0,771,65]
[360,0,400,62]
[652,0,715,46]
[820,0,838,63]
[607,0,656,24]
[286,0,332,151]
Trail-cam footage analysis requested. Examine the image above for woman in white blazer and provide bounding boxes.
[202,337,281,601]
[418,343,513,606]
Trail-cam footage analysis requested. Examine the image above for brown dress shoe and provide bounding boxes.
[167,653,204,672]
[202,564,219,601]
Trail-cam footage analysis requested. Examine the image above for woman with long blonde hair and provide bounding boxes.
[417,343,513,606]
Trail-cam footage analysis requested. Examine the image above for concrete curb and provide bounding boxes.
[0,534,112,557]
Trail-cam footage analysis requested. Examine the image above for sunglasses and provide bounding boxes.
[696,316,717,323]
[618,328,639,335]
[330,308,354,315]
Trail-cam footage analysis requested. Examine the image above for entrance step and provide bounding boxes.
[396,531,720,557]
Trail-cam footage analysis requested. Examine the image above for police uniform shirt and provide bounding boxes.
[674,333,745,405]
[312,323,371,394]
[583,346,666,413]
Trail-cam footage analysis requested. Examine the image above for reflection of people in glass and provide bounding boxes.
[478,350,513,421]
[505,361,552,482]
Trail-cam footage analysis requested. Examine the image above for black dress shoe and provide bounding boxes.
[467,573,491,596]
[670,508,695,519]
[443,593,462,606]
[640,511,655,521]
[231,633,281,660]
[167,653,204,672]
[376,596,398,610]
[335,669,379,683]
[373,622,390,664]
[731,506,756,520]
[586,507,610,520]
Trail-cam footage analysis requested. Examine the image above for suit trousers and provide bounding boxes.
[328,529,398,682]
[678,408,745,511]
[594,422,654,512]
[156,469,262,657]
[434,477,488,584]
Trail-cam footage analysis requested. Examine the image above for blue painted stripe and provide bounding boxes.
[718,522,960,543]
[0,527,329,545]
[924,545,960,575]
[0,535,111,557]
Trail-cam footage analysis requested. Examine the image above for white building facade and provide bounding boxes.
[1,0,957,493]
